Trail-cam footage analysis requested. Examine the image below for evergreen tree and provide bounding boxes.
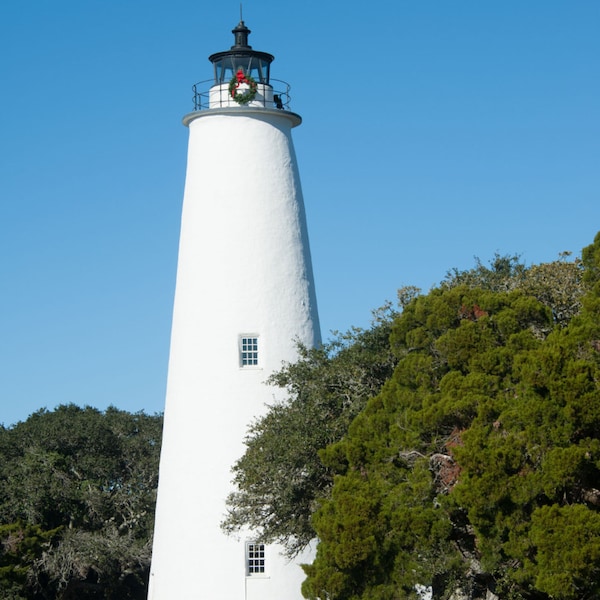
[303,238,599,600]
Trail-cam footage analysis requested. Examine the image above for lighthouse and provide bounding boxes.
[148,19,320,600]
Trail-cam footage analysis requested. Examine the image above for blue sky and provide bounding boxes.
[1,1,598,427]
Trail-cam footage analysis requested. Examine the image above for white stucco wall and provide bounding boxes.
[148,106,320,600]
[209,83,275,108]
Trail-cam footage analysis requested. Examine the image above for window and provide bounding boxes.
[240,335,259,367]
[246,542,265,575]
[213,56,270,84]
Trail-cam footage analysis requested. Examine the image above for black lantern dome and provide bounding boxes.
[209,21,274,85]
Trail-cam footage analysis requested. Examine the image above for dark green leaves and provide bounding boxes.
[304,243,598,600]
[0,405,162,599]
[225,241,597,600]
[223,310,398,557]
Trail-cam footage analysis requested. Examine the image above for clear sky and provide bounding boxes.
[1,1,598,427]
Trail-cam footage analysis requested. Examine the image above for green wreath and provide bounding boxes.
[229,69,258,105]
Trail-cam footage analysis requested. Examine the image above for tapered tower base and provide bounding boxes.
[148,21,320,600]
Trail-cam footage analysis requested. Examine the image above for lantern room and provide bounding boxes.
[191,20,294,112]
[209,21,274,85]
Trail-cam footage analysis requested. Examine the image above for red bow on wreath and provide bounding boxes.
[235,69,247,85]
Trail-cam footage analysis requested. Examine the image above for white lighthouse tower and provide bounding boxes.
[148,19,320,600]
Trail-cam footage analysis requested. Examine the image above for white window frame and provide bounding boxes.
[239,334,260,368]
[245,541,266,576]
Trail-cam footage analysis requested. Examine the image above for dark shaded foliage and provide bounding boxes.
[304,240,599,600]
[0,405,162,599]
[223,306,399,556]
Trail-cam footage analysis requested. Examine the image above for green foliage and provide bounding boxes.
[0,522,61,599]
[303,241,598,600]
[222,241,593,599]
[519,254,584,326]
[0,405,162,599]
[441,253,528,292]
[529,504,600,599]
[442,252,586,326]
[223,307,399,556]
[304,461,462,600]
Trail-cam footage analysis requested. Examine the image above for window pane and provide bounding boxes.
[240,336,259,367]
[247,542,266,575]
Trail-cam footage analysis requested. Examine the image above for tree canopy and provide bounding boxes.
[225,236,597,600]
[222,306,400,557]
[0,405,162,599]
[2,235,596,600]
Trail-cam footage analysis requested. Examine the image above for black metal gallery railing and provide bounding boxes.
[191,78,293,111]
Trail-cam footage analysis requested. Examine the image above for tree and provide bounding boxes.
[223,245,591,598]
[303,238,599,600]
[222,305,399,557]
[0,523,60,600]
[0,405,162,599]
[442,252,585,326]
[441,252,528,293]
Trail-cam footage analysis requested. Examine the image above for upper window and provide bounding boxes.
[213,56,270,84]
[240,335,259,367]
[246,542,265,575]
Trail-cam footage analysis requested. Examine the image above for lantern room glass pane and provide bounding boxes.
[213,57,270,84]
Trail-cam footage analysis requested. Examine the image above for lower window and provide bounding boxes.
[240,335,259,367]
[246,542,265,575]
